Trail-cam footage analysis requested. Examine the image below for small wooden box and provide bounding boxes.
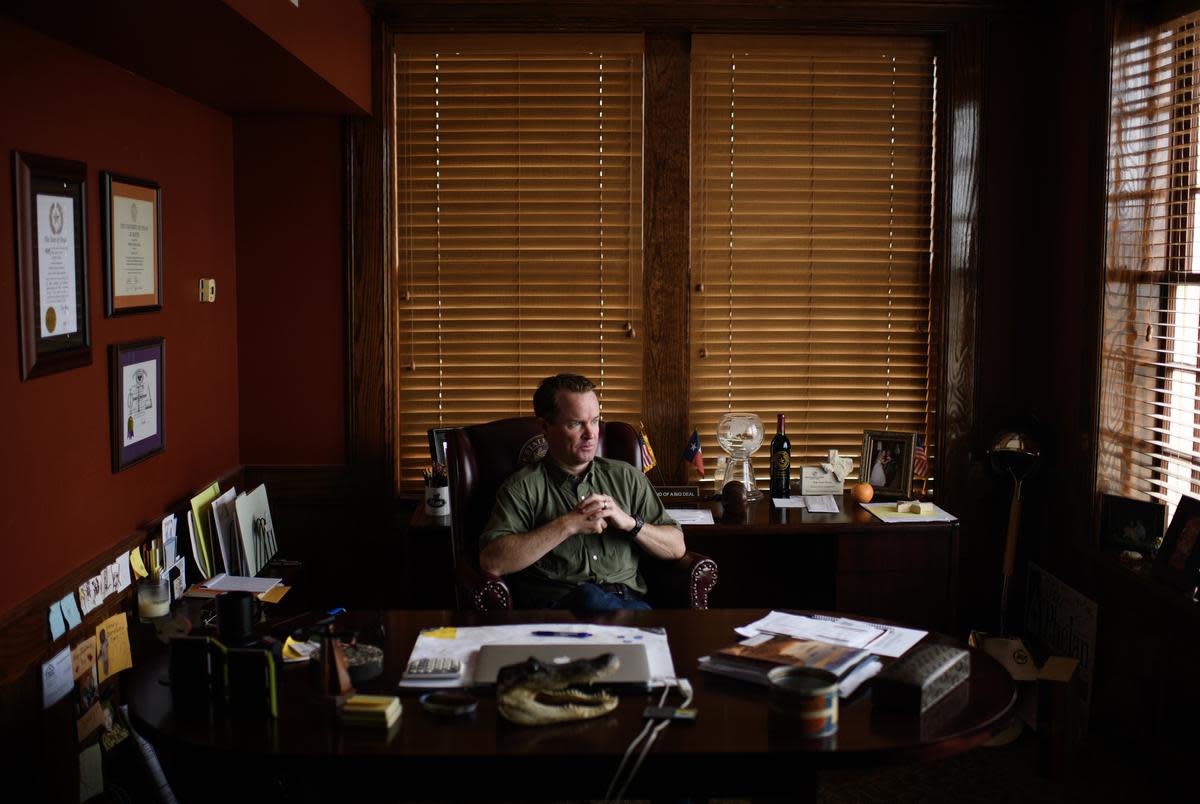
[872,643,970,713]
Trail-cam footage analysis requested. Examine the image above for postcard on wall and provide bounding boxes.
[42,645,73,708]
[72,636,97,679]
[161,512,178,568]
[95,612,132,683]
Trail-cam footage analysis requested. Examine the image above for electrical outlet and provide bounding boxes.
[198,278,216,303]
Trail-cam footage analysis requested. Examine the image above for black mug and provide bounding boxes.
[217,591,256,646]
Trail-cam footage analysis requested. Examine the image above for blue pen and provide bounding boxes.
[531,630,592,638]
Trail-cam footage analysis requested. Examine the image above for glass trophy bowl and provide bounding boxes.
[716,412,764,500]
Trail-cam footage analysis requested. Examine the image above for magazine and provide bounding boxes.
[699,634,883,698]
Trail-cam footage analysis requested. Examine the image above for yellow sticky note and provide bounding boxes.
[422,627,457,639]
[257,584,290,604]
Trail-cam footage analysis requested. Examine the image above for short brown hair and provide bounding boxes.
[533,373,596,422]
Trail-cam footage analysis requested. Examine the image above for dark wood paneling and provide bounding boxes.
[643,29,691,485]
[345,18,394,504]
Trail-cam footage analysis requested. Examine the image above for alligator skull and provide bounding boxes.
[496,653,620,726]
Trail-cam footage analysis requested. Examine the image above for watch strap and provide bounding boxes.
[628,514,645,539]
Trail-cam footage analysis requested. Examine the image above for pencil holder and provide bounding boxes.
[425,484,450,519]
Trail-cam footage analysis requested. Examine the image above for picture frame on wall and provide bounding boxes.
[1099,493,1165,555]
[860,430,917,499]
[1153,494,1200,594]
[100,172,163,316]
[11,151,91,380]
[109,337,166,472]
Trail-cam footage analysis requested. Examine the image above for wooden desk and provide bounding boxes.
[407,492,960,632]
[128,608,1012,802]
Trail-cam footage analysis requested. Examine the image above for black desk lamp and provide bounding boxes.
[989,430,1041,635]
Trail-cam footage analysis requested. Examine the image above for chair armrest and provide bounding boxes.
[643,550,719,610]
[454,562,513,611]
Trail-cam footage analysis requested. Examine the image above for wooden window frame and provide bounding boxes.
[347,2,986,516]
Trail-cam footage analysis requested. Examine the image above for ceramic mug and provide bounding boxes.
[425,484,451,519]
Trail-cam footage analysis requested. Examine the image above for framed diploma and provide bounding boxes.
[12,152,91,380]
[109,337,166,472]
[101,172,163,315]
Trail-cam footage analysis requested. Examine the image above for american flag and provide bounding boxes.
[913,435,928,478]
[637,422,657,474]
[682,428,705,478]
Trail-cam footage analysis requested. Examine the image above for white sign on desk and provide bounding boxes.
[800,466,843,495]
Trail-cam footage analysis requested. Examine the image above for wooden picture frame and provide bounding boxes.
[1099,494,1165,554]
[860,430,917,499]
[1153,495,1200,594]
[109,337,166,472]
[100,172,163,315]
[12,151,91,379]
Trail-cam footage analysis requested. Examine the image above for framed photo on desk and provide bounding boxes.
[860,430,917,499]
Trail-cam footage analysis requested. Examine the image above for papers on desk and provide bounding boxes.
[860,501,957,523]
[769,495,839,512]
[666,508,715,525]
[736,610,927,658]
[200,573,281,595]
[399,623,678,689]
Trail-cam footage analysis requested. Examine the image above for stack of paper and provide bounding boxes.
[340,695,401,728]
[185,481,280,579]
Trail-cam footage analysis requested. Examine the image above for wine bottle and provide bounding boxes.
[770,413,791,498]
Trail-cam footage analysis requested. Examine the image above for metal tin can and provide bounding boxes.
[767,666,839,737]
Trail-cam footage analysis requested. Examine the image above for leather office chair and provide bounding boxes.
[446,417,718,611]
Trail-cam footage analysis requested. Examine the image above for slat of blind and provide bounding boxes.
[690,35,938,483]
[394,36,644,488]
[1099,12,1200,516]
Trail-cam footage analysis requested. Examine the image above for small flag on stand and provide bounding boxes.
[683,428,704,478]
[913,435,928,478]
[637,422,657,474]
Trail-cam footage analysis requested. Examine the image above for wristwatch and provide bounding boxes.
[628,514,645,539]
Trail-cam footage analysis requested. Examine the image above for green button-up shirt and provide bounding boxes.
[480,457,678,608]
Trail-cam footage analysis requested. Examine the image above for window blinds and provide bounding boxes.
[392,35,644,487]
[1099,12,1200,513]
[689,36,939,483]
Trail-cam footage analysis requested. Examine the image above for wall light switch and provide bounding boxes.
[198,278,216,303]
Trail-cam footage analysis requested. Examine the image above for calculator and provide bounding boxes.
[404,656,462,680]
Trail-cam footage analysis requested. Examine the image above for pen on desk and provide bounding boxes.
[531,630,592,638]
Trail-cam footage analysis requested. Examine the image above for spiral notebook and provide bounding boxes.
[734,611,927,658]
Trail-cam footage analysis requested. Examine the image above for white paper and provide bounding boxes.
[41,645,73,708]
[200,573,281,594]
[860,501,957,523]
[770,497,806,509]
[399,623,678,689]
[161,513,178,568]
[803,495,840,513]
[35,193,78,337]
[666,508,716,525]
[235,484,278,577]
[112,555,131,593]
[122,358,157,447]
[735,610,927,658]
[210,487,239,575]
[111,191,156,297]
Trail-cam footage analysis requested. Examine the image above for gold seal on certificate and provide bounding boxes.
[45,307,57,333]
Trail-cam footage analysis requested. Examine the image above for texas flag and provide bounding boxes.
[682,428,704,478]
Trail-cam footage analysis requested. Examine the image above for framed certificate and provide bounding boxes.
[109,337,166,472]
[101,172,163,315]
[11,151,91,379]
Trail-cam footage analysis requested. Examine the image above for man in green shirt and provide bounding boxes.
[479,374,686,610]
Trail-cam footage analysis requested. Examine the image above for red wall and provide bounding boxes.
[235,117,346,464]
[224,0,372,113]
[0,19,240,618]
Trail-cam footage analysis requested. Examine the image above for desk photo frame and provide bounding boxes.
[860,430,917,499]
[110,337,166,472]
[12,151,91,380]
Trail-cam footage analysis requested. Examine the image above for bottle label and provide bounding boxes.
[773,451,790,470]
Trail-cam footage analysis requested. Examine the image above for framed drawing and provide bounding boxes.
[100,172,163,315]
[1153,495,1200,594]
[109,338,166,472]
[12,151,91,379]
[1099,494,1165,554]
[860,430,917,499]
